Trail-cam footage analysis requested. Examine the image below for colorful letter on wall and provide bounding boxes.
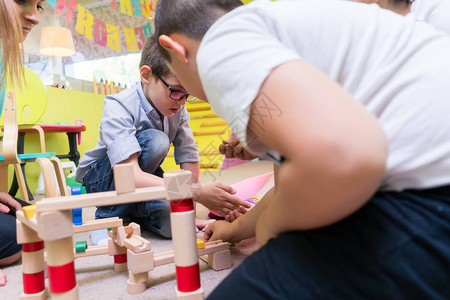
[142,23,152,40]
[75,5,94,41]
[134,27,145,50]
[123,28,139,52]
[107,24,121,52]
[55,0,78,25]
[120,0,133,16]
[130,0,141,17]
[142,0,155,18]
[94,19,108,47]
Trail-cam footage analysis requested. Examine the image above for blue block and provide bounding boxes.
[72,208,82,226]
[71,186,82,195]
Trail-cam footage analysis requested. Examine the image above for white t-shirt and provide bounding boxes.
[197,0,450,192]
[411,0,450,34]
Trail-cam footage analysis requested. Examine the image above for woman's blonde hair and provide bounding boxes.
[0,0,24,88]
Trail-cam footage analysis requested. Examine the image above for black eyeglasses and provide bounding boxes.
[155,74,197,102]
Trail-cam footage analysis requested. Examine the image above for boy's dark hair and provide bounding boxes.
[155,0,243,62]
[139,34,171,77]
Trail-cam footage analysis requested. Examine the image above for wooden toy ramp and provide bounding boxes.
[16,164,231,299]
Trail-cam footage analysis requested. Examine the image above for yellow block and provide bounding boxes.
[23,205,37,219]
[196,238,205,250]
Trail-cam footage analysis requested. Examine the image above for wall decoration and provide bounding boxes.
[47,0,154,55]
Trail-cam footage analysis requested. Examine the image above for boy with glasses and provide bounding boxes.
[76,36,250,238]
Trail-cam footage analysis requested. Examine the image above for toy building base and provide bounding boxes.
[176,287,204,300]
[20,288,48,300]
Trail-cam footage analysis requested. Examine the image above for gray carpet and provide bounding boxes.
[1,161,273,299]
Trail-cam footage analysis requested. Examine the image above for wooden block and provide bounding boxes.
[75,241,87,253]
[196,238,205,250]
[127,249,154,274]
[114,262,128,273]
[128,271,148,284]
[50,285,78,300]
[113,163,136,194]
[23,205,37,219]
[127,280,146,294]
[36,186,167,212]
[116,226,132,247]
[45,237,75,266]
[164,170,193,200]
[73,217,123,233]
[19,288,48,300]
[16,219,41,244]
[206,250,232,271]
[75,245,109,258]
[107,237,127,256]
[38,210,74,241]
[124,235,151,253]
[22,249,45,274]
[129,222,141,236]
[154,251,175,267]
[175,288,204,300]
[72,208,82,226]
[16,211,39,233]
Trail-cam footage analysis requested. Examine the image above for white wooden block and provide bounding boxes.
[19,289,48,300]
[16,219,41,244]
[108,237,127,256]
[38,210,74,241]
[175,288,204,300]
[113,163,136,194]
[127,249,154,274]
[164,170,193,200]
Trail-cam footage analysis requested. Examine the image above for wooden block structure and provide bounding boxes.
[16,163,232,299]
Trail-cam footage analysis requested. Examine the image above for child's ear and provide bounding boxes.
[140,65,152,84]
[159,35,188,64]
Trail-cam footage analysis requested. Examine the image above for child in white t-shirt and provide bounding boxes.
[352,0,450,34]
[155,0,450,298]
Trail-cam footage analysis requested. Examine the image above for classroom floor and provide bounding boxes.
[1,160,273,299]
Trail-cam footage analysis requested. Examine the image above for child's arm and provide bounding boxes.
[180,161,200,183]
[119,153,164,187]
[249,60,387,246]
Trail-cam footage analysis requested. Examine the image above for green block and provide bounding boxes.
[75,241,88,253]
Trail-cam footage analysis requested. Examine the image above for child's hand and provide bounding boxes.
[225,200,256,222]
[195,218,216,232]
[194,182,251,217]
[203,220,234,243]
[219,138,258,161]
[0,192,22,214]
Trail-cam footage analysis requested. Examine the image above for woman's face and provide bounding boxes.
[14,0,45,41]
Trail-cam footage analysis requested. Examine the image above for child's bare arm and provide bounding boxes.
[249,60,387,246]
[118,153,164,187]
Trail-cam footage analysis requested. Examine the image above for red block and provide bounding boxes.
[23,271,45,294]
[114,253,127,264]
[22,241,44,252]
[170,199,194,213]
[176,263,201,292]
[47,261,76,293]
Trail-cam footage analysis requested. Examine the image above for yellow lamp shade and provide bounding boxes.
[40,27,75,57]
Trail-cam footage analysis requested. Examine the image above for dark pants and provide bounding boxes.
[83,129,172,238]
[208,185,450,299]
[0,198,30,260]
